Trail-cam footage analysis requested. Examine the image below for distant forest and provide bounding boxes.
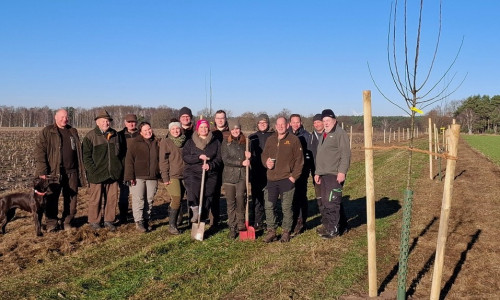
[0,94,498,134]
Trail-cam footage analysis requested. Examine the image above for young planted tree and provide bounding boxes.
[368,0,465,298]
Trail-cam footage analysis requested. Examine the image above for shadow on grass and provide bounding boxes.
[306,195,402,232]
[378,216,438,295]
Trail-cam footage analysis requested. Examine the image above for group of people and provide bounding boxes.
[34,106,351,242]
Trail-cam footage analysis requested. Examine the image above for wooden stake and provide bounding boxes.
[389,128,392,143]
[363,90,377,297]
[434,123,438,160]
[430,124,460,300]
[428,118,433,180]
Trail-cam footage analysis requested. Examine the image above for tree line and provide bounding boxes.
[1,97,497,134]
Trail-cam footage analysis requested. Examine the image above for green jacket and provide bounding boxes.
[82,126,124,184]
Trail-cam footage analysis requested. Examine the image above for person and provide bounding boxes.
[210,109,230,228]
[34,109,87,231]
[179,106,194,140]
[314,109,351,239]
[288,113,313,236]
[248,114,273,230]
[82,109,123,231]
[221,119,251,239]
[261,116,304,243]
[124,122,160,233]
[182,119,222,225]
[310,114,324,220]
[117,113,139,224]
[159,119,187,235]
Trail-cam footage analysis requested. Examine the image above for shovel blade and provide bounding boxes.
[191,222,205,241]
[239,222,256,241]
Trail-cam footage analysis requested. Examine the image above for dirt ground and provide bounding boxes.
[0,136,498,298]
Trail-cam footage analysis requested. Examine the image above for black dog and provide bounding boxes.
[0,177,51,236]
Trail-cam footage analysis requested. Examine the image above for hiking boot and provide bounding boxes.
[280,231,291,243]
[228,227,238,239]
[104,221,116,232]
[144,219,152,231]
[168,208,180,235]
[292,219,304,236]
[135,221,147,233]
[321,228,339,239]
[190,206,199,223]
[89,223,101,230]
[316,226,327,236]
[263,229,277,243]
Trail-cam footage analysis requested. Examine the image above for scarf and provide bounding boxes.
[168,134,186,148]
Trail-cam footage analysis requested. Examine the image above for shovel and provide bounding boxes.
[191,160,207,241]
[240,138,255,241]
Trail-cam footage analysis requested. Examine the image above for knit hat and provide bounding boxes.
[227,118,241,129]
[168,121,181,130]
[94,109,113,121]
[124,114,137,122]
[179,106,193,118]
[196,119,209,131]
[256,113,270,124]
[321,109,336,119]
[313,114,323,122]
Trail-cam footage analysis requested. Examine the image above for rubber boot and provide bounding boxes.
[190,206,199,223]
[168,208,180,235]
[176,205,183,227]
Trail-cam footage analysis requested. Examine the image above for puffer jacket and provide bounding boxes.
[159,134,186,182]
[82,126,124,184]
[34,124,87,187]
[221,134,247,184]
[124,135,160,181]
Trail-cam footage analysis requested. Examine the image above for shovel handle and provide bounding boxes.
[198,159,207,224]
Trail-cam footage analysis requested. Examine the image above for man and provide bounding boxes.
[261,116,304,243]
[314,109,351,239]
[34,109,87,231]
[288,114,312,236]
[249,114,273,230]
[310,114,324,220]
[210,109,230,228]
[82,109,124,231]
[179,106,194,140]
[117,113,139,224]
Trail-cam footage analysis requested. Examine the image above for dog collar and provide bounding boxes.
[34,189,46,196]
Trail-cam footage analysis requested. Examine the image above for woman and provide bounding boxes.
[221,119,251,239]
[124,121,160,233]
[183,119,222,224]
[159,119,187,235]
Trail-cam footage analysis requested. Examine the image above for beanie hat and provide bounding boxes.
[227,118,241,129]
[321,109,336,119]
[168,121,181,130]
[179,106,193,118]
[256,113,270,124]
[196,119,209,131]
[313,113,322,122]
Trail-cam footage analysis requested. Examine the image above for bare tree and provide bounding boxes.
[457,108,477,134]
[368,1,465,298]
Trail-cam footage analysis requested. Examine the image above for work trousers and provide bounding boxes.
[265,178,295,232]
[88,181,118,224]
[130,179,158,223]
[318,174,347,232]
[164,178,185,210]
[224,181,246,230]
[45,172,79,227]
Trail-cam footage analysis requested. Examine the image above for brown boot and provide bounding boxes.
[280,231,291,243]
[263,229,277,243]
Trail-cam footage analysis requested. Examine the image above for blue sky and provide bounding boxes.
[1,1,498,117]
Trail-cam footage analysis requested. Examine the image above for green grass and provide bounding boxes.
[462,134,500,165]
[0,142,430,299]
